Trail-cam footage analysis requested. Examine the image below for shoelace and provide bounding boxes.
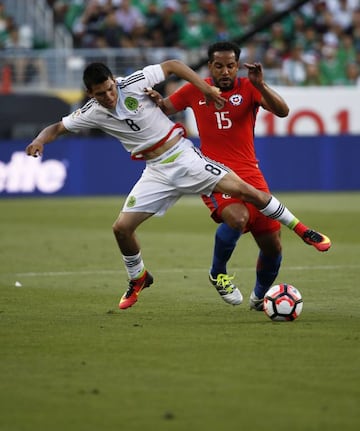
[304,230,323,243]
[216,274,235,292]
[253,298,264,306]
[124,280,138,298]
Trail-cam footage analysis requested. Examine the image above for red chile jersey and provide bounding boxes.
[169,77,267,187]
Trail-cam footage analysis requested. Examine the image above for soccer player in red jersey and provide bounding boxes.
[148,41,330,310]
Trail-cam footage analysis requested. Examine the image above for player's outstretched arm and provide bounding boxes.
[244,62,289,118]
[26,121,68,157]
[160,59,226,107]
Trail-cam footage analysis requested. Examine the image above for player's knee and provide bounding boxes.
[230,217,247,231]
[112,220,120,235]
[226,213,249,231]
[112,218,128,237]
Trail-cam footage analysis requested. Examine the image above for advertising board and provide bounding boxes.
[1,87,359,196]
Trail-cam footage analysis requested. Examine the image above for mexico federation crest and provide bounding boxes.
[124,97,139,111]
[229,94,243,106]
[126,196,137,208]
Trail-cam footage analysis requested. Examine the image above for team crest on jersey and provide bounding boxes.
[125,97,139,111]
[126,196,136,208]
[229,94,243,106]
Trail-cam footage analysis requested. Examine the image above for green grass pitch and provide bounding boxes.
[1,193,359,431]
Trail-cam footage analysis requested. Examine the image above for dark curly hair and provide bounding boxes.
[207,41,241,62]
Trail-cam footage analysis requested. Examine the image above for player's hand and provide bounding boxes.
[26,141,44,157]
[144,87,164,109]
[244,62,264,87]
[204,85,227,109]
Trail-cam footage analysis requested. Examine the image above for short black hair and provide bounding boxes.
[83,62,113,91]
[207,41,241,62]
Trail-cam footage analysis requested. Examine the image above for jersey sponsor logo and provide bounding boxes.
[0,152,67,194]
[229,94,243,106]
[222,194,232,199]
[125,96,139,111]
[198,100,207,105]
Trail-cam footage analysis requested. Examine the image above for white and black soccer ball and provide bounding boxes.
[263,284,303,321]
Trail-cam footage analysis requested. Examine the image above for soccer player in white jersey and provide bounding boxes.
[26,60,331,309]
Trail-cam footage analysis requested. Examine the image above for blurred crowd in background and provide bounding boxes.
[1,0,360,86]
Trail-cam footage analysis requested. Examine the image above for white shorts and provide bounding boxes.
[122,137,230,216]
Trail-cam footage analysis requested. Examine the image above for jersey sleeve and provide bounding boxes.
[168,82,195,111]
[142,64,166,89]
[62,106,96,133]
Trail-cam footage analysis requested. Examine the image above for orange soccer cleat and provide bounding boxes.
[301,229,331,252]
[119,270,154,309]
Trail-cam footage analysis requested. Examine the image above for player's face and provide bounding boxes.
[87,78,118,109]
[208,51,240,91]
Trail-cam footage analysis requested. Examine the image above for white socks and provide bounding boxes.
[122,252,145,280]
[260,196,299,229]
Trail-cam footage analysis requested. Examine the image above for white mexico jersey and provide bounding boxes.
[62,64,176,155]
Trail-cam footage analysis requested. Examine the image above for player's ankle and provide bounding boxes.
[293,222,307,236]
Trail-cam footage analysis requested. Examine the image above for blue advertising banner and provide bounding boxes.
[0,137,145,196]
[255,135,360,191]
[0,135,359,196]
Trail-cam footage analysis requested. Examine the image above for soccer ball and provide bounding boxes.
[263,284,303,321]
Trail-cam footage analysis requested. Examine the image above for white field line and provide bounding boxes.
[8,264,360,278]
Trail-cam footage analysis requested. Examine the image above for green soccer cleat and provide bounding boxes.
[209,273,243,305]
